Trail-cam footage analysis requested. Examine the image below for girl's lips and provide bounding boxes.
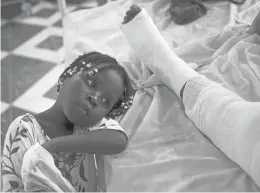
[81,106,89,116]
[85,96,96,109]
[79,101,91,115]
[85,100,93,109]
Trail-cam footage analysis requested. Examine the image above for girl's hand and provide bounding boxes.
[41,129,128,155]
[41,139,56,153]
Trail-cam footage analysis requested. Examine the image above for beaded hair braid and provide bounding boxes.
[57,51,135,120]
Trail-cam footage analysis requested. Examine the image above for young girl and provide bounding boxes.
[2,52,135,192]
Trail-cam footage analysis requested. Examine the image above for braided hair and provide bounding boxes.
[57,51,135,120]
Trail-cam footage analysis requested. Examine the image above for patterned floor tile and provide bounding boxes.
[1,54,55,103]
[1,21,44,51]
[13,64,64,113]
[1,19,8,27]
[1,3,22,19]
[45,0,87,5]
[33,8,57,18]
[44,85,58,100]
[14,2,61,26]
[1,51,9,60]
[53,19,63,27]
[1,0,104,121]
[71,5,95,12]
[81,0,99,7]
[1,106,34,147]
[13,27,65,63]
[1,101,10,113]
[60,0,87,5]
[96,0,108,6]
[37,35,63,51]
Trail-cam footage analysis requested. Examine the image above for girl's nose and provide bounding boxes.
[87,95,98,107]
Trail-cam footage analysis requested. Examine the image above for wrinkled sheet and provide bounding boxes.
[109,4,260,192]
[30,0,259,191]
[63,0,258,64]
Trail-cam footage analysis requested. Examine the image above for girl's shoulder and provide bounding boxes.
[5,113,46,142]
[8,113,36,130]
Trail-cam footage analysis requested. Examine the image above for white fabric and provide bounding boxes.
[236,1,260,25]
[21,143,76,192]
[108,3,260,192]
[58,0,260,191]
[182,76,260,187]
[13,0,260,192]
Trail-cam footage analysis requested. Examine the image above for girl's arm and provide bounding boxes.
[42,129,128,155]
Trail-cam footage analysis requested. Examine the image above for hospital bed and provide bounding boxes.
[56,0,260,191]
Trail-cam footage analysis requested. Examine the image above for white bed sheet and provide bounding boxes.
[61,0,260,191]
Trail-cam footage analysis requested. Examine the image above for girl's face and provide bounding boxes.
[59,63,125,126]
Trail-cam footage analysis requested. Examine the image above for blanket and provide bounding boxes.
[21,0,260,191]
[107,1,260,191]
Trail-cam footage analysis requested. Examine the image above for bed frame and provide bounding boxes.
[57,0,108,18]
[57,0,67,18]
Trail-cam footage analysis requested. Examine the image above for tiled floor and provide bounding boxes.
[1,0,110,147]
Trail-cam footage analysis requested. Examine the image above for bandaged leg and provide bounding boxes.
[121,7,199,99]
[183,76,260,187]
[121,5,260,188]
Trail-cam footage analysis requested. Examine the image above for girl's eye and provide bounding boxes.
[102,98,109,105]
[88,80,95,87]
